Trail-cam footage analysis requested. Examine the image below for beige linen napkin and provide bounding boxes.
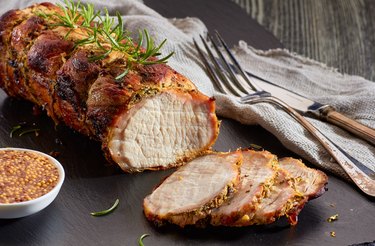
[2,0,374,181]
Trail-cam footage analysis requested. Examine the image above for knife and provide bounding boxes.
[246,72,375,145]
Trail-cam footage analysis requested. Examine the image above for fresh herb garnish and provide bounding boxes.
[18,128,40,137]
[10,124,40,137]
[138,234,149,246]
[9,125,21,138]
[38,0,174,80]
[90,198,119,216]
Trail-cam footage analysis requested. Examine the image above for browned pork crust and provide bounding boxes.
[0,3,219,172]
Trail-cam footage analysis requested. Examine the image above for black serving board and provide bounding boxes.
[0,0,374,245]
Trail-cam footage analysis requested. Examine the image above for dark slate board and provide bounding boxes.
[0,0,374,245]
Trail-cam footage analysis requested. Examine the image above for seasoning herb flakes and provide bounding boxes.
[327,214,339,222]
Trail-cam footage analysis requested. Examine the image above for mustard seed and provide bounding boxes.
[0,150,59,204]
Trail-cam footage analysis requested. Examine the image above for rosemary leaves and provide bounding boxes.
[138,234,149,246]
[10,124,40,138]
[38,0,174,80]
[90,198,119,216]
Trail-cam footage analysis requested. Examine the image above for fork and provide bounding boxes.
[193,32,375,197]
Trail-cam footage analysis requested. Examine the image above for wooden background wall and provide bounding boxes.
[231,0,375,82]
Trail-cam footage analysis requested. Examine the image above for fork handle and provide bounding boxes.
[276,99,375,197]
[319,106,375,146]
[244,96,375,197]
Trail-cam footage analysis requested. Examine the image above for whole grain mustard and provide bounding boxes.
[0,149,59,204]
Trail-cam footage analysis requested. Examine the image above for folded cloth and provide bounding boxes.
[2,0,374,181]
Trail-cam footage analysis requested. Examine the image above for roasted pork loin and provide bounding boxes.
[143,151,243,227]
[245,169,307,226]
[144,150,327,228]
[210,150,278,226]
[279,157,328,200]
[0,3,219,172]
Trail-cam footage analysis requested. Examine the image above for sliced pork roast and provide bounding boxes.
[210,150,278,226]
[0,3,219,172]
[144,150,328,228]
[143,151,243,227]
[217,153,327,227]
[249,158,327,226]
[279,157,328,200]
[243,169,307,226]
[211,150,306,227]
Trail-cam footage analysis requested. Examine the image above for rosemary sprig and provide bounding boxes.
[9,125,21,138]
[10,124,40,137]
[55,0,81,28]
[88,48,112,62]
[80,3,100,27]
[18,128,40,137]
[39,0,174,80]
[138,234,149,246]
[115,67,130,80]
[90,198,119,216]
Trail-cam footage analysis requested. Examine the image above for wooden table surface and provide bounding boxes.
[232,0,375,82]
[0,0,374,246]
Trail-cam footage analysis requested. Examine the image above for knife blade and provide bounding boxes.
[246,72,375,145]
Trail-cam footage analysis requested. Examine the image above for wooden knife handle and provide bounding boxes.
[321,107,375,145]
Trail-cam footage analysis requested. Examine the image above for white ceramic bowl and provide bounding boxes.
[0,148,65,219]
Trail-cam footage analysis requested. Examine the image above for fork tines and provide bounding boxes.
[193,31,260,97]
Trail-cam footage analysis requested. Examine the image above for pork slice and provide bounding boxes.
[279,157,328,200]
[237,169,307,226]
[104,89,219,172]
[210,150,278,226]
[235,158,327,226]
[143,151,242,228]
